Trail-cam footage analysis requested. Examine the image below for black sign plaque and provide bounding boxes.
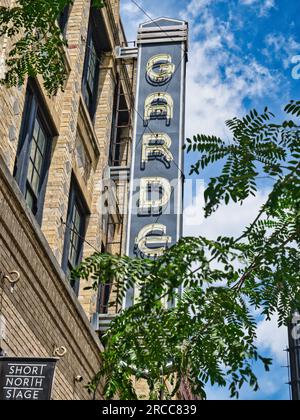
[0,357,58,400]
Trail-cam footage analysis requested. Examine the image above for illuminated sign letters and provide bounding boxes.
[146,54,175,84]
[141,133,174,167]
[135,224,172,257]
[144,92,174,125]
[139,177,172,213]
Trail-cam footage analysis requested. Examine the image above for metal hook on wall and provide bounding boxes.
[0,270,20,294]
[53,346,67,358]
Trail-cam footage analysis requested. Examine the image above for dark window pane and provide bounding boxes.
[68,203,82,269]
[14,84,53,225]
[26,117,47,204]
[25,188,35,211]
[98,283,112,314]
[62,179,88,296]
[58,5,70,35]
[82,30,100,118]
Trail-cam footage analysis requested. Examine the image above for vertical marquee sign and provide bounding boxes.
[125,18,188,307]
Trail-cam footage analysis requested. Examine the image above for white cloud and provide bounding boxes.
[184,188,270,238]
[182,4,282,138]
[183,179,206,231]
[260,0,276,16]
[120,0,148,41]
[205,315,289,400]
[256,315,288,365]
[263,33,300,69]
[184,0,214,18]
[185,46,281,138]
[240,0,276,16]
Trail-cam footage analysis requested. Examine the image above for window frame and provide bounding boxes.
[58,4,70,36]
[14,82,54,225]
[62,176,89,295]
[82,22,101,120]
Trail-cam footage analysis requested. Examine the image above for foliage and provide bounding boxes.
[0,0,104,96]
[73,101,300,400]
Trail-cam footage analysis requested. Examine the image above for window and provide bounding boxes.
[14,83,53,224]
[82,25,100,119]
[97,243,112,314]
[62,177,89,295]
[25,119,47,211]
[58,5,70,36]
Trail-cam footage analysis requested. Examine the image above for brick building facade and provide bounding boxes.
[0,0,135,400]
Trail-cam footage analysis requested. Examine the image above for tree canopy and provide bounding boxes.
[74,101,300,400]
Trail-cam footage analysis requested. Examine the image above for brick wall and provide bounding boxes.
[0,0,135,321]
[0,0,135,400]
[0,157,104,400]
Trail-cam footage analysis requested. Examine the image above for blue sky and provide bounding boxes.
[121,0,300,400]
